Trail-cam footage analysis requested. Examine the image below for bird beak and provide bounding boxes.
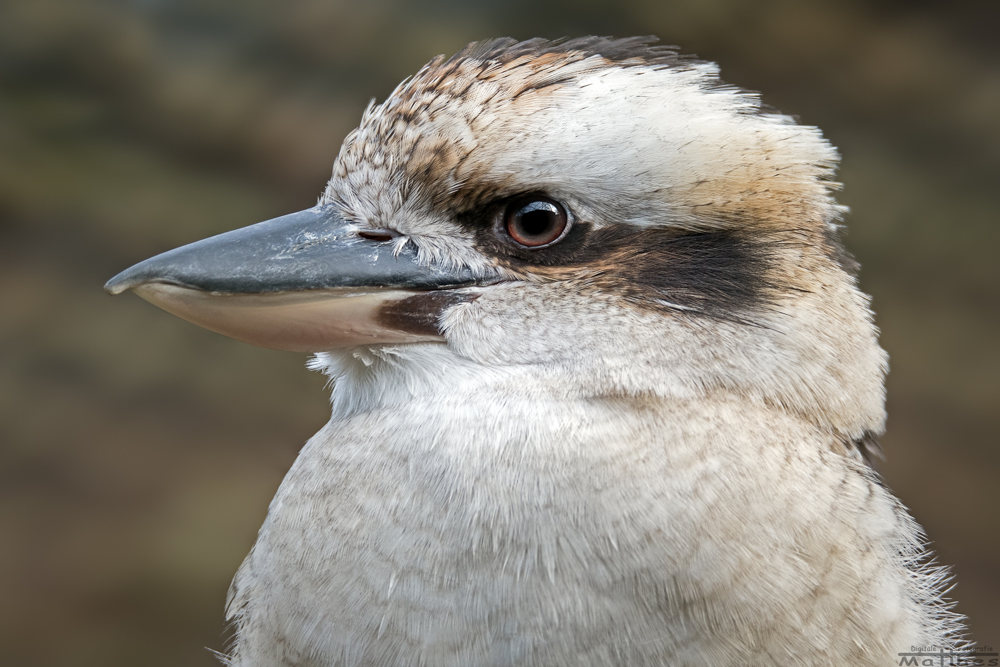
[104,205,482,351]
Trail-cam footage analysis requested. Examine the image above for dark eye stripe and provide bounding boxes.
[455,193,779,321]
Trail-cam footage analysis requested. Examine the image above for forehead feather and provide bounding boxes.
[324,38,839,234]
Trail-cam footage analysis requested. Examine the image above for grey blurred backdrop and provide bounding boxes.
[1,1,997,665]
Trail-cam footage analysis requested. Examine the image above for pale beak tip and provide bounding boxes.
[105,259,180,296]
[104,266,148,296]
[104,273,133,296]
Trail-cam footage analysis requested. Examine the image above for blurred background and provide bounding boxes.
[0,0,997,664]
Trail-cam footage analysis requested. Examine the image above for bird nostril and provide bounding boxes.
[357,230,397,243]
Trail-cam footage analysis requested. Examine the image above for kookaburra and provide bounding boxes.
[105,38,965,666]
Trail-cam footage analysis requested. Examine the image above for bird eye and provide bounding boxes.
[503,196,570,249]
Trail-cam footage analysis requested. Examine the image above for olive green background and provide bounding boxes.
[1,1,997,665]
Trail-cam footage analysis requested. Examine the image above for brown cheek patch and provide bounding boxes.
[376,291,481,337]
[474,222,780,321]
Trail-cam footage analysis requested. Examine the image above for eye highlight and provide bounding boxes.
[503,196,571,249]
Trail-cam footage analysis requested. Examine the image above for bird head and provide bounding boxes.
[106,37,887,441]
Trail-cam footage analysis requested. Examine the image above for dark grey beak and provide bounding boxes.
[105,205,483,351]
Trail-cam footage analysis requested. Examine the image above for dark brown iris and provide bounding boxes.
[503,196,570,249]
